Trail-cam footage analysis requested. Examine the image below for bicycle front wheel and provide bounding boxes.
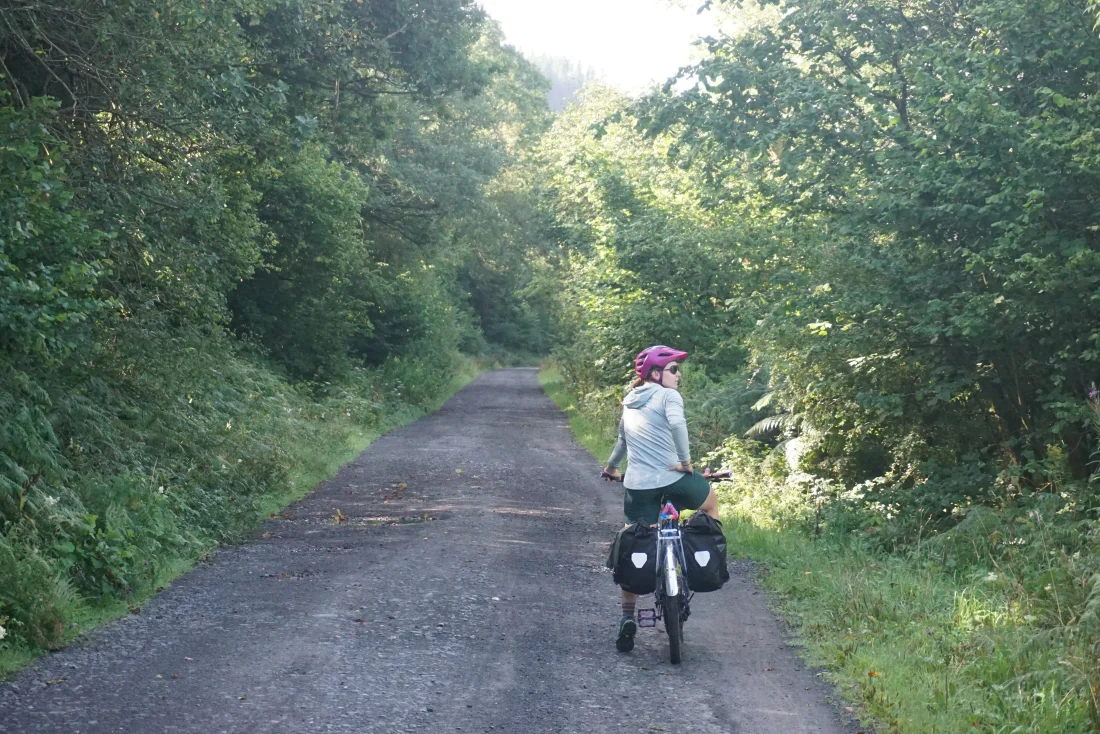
[662,593,682,664]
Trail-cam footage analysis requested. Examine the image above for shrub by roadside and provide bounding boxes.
[0,344,484,676]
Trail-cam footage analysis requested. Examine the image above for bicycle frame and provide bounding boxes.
[638,502,693,628]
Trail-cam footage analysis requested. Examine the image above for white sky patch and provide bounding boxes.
[478,0,719,93]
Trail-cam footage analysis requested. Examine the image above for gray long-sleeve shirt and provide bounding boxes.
[606,383,691,490]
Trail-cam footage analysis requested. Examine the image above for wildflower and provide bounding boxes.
[44,496,59,506]
[1090,388,1099,400]
[0,624,6,641]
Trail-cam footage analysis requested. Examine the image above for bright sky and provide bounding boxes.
[477,0,719,93]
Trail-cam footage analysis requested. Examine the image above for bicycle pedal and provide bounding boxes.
[636,608,657,628]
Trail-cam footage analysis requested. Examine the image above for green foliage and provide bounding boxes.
[540,0,1100,533]
[0,334,483,660]
[536,85,752,399]
[712,432,1100,731]
[636,0,1100,511]
[723,509,1100,733]
[0,531,79,649]
[0,95,109,362]
[231,147,375,379]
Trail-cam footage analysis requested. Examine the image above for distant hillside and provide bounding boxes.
[526,54,599,111]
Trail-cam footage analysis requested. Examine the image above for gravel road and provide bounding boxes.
[0,369,865,734]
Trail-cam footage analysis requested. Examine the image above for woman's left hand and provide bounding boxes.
[667,462,693,473]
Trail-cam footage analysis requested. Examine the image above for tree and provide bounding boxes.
[637,0,1100,504]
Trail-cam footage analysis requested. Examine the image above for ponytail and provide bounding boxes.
[629,367,661,391]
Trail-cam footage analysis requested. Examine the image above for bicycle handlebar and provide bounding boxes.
[600,469,732,482]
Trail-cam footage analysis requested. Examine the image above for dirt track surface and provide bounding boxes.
[1,369,865,734]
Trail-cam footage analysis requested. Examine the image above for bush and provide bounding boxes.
[0,326,471,653]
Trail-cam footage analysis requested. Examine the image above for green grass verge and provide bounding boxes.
[538,365,618,460]
[0,358,486,679]
[258,357,485,518]
[724,518,1030,733]
[537,364,1095,733]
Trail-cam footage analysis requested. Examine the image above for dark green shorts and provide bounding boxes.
[623,472,711,524]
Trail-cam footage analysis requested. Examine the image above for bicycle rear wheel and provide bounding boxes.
[662,593,682,664]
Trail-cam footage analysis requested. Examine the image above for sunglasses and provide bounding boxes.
[664,365,680,375]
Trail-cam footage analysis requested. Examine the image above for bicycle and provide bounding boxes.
[602,468,730,665]
[649,499,689,663]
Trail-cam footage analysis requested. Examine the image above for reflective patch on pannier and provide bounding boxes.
[694,550,711,567]
[631,552,648,569]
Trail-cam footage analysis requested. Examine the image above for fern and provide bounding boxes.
[746,411,803,438]
[751,391,777,412]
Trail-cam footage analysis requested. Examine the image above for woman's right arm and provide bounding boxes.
[605,418,627,477]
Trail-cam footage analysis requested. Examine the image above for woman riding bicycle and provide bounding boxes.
[602,345,720,652]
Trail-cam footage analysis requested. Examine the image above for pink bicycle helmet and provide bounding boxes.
[634,345,688,379]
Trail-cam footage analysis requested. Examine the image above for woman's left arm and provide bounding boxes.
[604,418,628,479]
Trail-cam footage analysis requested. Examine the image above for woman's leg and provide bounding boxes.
[617,586,640,652]
[665,471,719,519]
[621,589,638,615]
[698,486,719,519]
[617,489,660,652]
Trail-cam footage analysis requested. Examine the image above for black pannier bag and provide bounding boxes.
[606,521,657,595]
[681,512,730,592]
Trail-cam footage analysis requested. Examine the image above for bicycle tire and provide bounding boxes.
[663,593,682,664]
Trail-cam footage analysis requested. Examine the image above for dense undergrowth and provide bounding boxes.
[0,348,497,676]
[541,364,1100,732]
